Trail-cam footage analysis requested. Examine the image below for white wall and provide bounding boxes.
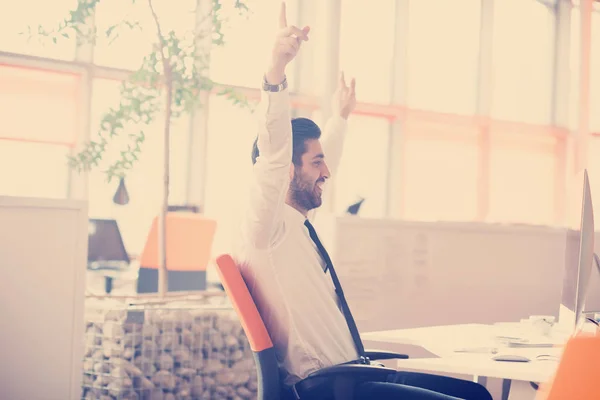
[0,196,87,400]
[321,216,600,333]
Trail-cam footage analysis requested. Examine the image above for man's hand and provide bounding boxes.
[333,72,356,120]
[265,2,310,85]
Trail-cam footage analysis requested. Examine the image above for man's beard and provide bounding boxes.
[289,170,324,212]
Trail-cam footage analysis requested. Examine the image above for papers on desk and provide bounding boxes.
[501,340,559,349]
[493,323,569,348]
[454,346,499,354]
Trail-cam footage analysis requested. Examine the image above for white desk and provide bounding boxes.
[364,323,566,400]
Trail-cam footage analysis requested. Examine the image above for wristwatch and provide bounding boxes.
[262,75,288,92]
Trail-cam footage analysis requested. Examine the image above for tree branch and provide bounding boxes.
[64,0,252,180]
[148,0,167,55]
[148,0,173,299]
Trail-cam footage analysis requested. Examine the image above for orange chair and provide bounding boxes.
[137,212,217,293]
[536,334,600,400]
[215,254,406,400]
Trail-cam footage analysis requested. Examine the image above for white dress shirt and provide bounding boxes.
[232,87,359,386]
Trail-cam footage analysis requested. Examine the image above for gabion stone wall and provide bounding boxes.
[81,299,258,400]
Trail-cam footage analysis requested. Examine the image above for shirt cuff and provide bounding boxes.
[257,88,290,116]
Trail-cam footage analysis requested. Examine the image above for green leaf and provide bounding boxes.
[106,24,117,38]
[61,0,254,180]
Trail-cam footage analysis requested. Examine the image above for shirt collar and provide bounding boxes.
[285,203,309,226]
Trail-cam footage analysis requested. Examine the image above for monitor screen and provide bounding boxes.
[559,169,594,328]
[576,171,595,319]
[561,228,580,314]
[88,219,129,264]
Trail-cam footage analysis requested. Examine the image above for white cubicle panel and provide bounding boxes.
[318,216,600,333]
[0,196,87,400]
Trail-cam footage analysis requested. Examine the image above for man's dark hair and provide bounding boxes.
[251,117,321,166]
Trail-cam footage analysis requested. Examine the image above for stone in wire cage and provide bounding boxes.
[81,306,258,400]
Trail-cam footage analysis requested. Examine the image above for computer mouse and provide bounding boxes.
[492,354,531,363]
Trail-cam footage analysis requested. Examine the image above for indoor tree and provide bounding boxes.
[34,0,252,297]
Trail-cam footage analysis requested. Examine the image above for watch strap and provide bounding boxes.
[262,75,288,92]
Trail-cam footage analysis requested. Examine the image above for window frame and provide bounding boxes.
[0,0,594,229]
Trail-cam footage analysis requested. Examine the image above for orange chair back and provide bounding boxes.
[215,254,273,352]
[140,212,216,271]
[538,334,600,400]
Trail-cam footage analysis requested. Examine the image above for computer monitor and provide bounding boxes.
[87,219,130,269]
[558,169,595,330]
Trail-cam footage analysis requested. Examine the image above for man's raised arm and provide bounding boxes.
[321,73,356,177]
[307,74,356,223]
[242,3,310,249]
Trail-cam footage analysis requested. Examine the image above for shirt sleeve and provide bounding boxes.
[307,114,348,223]
[241,88,293,249]
[320,114,348,178]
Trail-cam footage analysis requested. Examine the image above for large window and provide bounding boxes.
[568,2,600,185]
[333,115,391,218]
[0,66,79,144]
[570,9,581,131]
[203,95,257,257]
[588,12,600,227]
[567,8,599,131]
[339,0,396,103]
[0,65,78,199]
[491,0,555,124]
[0,141,69,199]
[94,0,196,70]
[88,78,189,255]
[402,119,479,221]
[587,138,600,227]
[487,129,557,225]
[565,0,600,229]
[209,0,299,89]
[591,11,600,132]
[5,0,599,236]
[0,0,76,60]
[406,0,481,115]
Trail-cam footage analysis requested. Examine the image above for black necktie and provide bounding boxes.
[304,219,367,360]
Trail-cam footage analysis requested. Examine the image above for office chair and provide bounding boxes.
[137,212,216,292]
[536,334,600,400]
[215,254,408,400]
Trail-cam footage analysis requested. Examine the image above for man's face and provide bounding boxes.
[289,139,330,212]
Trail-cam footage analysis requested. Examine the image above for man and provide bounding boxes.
[232,3,492,399]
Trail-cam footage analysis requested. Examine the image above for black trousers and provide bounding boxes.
[354,371,493,400]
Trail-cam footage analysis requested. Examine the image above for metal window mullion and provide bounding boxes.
[318,0,342,214]
[386,0,410,219]
[0,50,87,74]
[575,0,594,173]
[67,10,96,200]
[184,0,214,210]
[475,0,495,221]
[552,0,573,225]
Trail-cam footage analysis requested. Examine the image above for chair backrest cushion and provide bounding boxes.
[215,254,273,352]
[140,212,216,271]
[540,334,600,400]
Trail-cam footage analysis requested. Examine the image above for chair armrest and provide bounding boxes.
[365,349,409,360]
